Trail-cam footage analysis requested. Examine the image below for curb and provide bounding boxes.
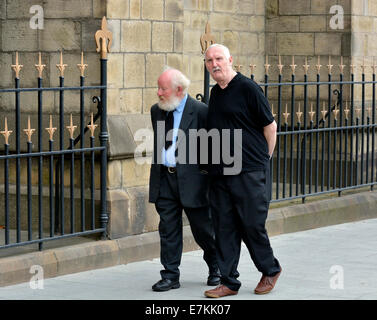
[1,190,376,287]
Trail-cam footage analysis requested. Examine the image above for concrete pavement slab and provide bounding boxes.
[0,218,376,300]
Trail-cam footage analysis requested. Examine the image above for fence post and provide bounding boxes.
[11,52,22,243]
[199,22,215,105]
[95,17,112,240]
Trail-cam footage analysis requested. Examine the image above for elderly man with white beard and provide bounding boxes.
[148,67,220,292]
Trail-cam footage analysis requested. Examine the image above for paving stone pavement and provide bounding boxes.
[0,218,376,301]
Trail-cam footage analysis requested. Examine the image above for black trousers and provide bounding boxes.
[155,169,218,281]
[209,167,280,291]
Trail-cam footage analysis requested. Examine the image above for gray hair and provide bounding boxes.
[205,44,231,60]
[162,66,191,95]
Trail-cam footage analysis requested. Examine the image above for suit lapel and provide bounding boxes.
[156,107,166,123]
[178,95,194,133]
[154,107,166,159]
[175,96,194,150]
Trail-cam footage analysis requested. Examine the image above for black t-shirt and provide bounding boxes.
[206,72,274,175]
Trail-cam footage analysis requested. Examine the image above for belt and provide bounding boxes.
[162,166,176,174]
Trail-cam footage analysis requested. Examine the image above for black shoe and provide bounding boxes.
[152,279,180,292]
[207,274,221,286]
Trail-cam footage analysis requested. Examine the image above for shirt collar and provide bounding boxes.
[174,94,188,114]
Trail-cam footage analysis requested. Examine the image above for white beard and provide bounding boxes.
[157,95,181,112]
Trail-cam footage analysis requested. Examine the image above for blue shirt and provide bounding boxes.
[162,94,188,167]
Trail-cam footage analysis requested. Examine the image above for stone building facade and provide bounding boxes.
[104,0,266,238]
[0,0,376,239]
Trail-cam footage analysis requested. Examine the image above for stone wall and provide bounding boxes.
[0,0,267,239]
[265,0,352,115]
[350,0,377,101]
[0,0,105,150]
[265,0,377,112]
[1,0,376,240]
[104,0,267,238]
[183,0,266,91]
[0,0,106,233]
[104,0,185,238]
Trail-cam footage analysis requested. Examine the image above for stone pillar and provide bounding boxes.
[105,0,268,239]
[105,0,184,238]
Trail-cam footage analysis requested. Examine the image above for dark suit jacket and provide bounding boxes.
[149,95,209,208]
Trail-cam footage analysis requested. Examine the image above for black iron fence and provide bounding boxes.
[0,18,111,251]
[198,55,377,203]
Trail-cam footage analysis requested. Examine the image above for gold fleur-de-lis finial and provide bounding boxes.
[264,55,271,75]
[296,102,303,123]
[0,117,12,145]
[367,107,372,118]
[277,55,284,75]
[249,63,256,75]
[303,57,310,75]
[271,104,276,118]
[283,104,290,124]
[344,101,350,120]
[339,56,345,74]
[290,55,297,74]
[95,16,113,59]
[66,114,77,139]
[350,59,356,74]
[11,52,23,78]
[309,103,316,122]
[235,64,242,72]
[56,51,68,77]
[45,115,57,141]
[23,116,36,142]
[35,52,46,78]
[200,22,216,54]
[361,56,367,74]
[321,102,328,120]
[372,57,377,74]
[332,107,339,121]
[87,113,98,137]
[355,107,361,119]
[77,52,88,77]
[327,56,333,74]
[315,56,322,74]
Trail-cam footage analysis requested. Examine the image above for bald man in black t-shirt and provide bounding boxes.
[203,44,282,298]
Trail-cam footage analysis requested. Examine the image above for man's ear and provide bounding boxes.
[176,85,183,95]
[229,55,233,65]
